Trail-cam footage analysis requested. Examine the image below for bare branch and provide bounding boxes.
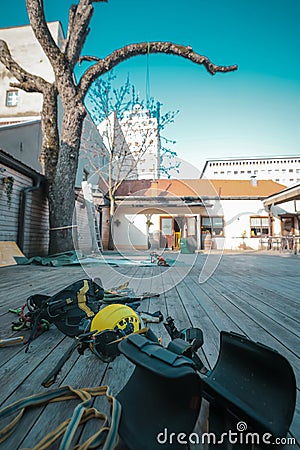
[26,0,62,67]
[0,39,48,93]
[61,4,77,53]
[64,0,94,69]
[79,55,100,64]
[79,41,238,96]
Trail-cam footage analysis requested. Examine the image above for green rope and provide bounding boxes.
[0,385,121,449]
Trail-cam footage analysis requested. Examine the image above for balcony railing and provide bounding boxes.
[259,235,300,254]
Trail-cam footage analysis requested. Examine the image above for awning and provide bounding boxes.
[264,184,300,207]
[114,196,211,214]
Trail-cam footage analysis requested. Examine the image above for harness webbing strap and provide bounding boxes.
[77,280,95,318]
[0,385,121,450]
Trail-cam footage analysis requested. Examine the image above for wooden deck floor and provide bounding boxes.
[0,252,299,449]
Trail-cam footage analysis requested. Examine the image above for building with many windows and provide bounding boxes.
[200,156,300,187]
[120,104,161,179]
[97,104,161,180]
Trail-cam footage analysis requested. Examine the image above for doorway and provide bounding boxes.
[159,216,197,249]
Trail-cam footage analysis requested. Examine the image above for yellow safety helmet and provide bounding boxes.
[90,304,141,334]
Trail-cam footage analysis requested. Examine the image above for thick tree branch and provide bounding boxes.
[26,1,80,106]
[64,0,94,70]
[0,39,49,93]
[79,42,238,96]
[26,0,62,68]
[61,4,77,53]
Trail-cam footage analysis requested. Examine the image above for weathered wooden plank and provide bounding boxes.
[239,272,300,307]
[20,349,109,449]
[168,270,220,369]
[0,254,299,448]
[0,340,82,449]
[0,331,69,406]
[211,276,300,338]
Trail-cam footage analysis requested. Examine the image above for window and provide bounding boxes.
[161,218,172,236]
[187,217,196,236]
[250,217,270,237]
[6,90,19,107]
[201,216,224,237]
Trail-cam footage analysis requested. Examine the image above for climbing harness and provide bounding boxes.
[8,278,162,387]
[10,278,104,351]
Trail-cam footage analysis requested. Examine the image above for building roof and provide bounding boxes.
[116,179,286,199]
[0,148,46,180]
[0,119,41,129]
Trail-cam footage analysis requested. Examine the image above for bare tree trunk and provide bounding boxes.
[108,195,115,251]
[47,104,86,254]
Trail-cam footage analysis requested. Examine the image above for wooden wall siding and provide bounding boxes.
[0,164,109,257]
[0,164,49,257]
[25,186,49,257]
[0,165,31,243]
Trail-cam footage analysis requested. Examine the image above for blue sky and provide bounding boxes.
[1,0,300,173]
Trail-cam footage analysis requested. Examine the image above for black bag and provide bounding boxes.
[117,334,202,450]
[27,278,104,338]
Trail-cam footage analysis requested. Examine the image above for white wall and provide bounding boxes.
[218,199,268,250]
[0,22,64,120]
[112,212,149,251]
[113,198,276,252]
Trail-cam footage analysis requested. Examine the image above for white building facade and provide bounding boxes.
[0,22,64,124]
[200,156,300,187]
[120,104,161,179]
[113,179,290,252]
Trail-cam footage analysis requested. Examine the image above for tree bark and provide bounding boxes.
[48,104,86,254]
[108,193,115,251]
